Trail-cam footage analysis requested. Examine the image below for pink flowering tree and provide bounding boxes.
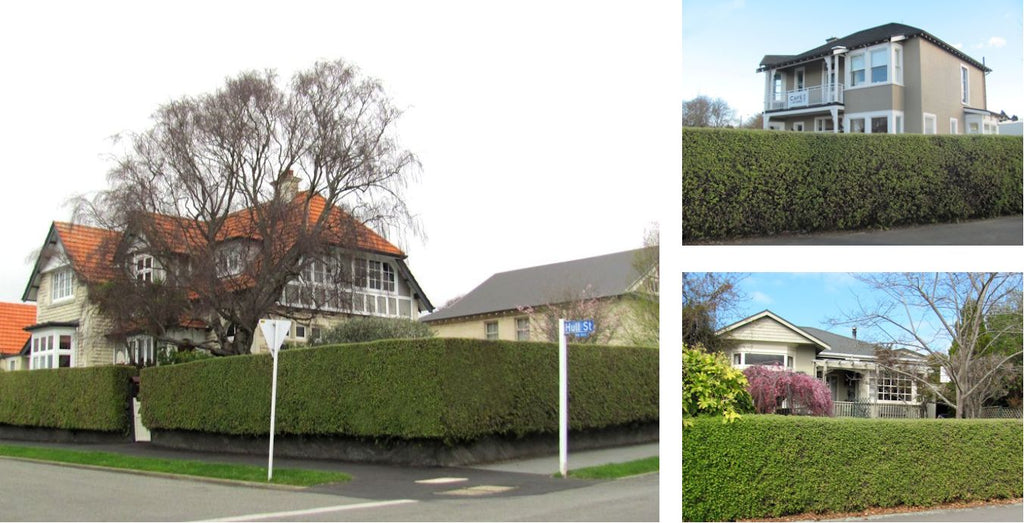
[743,365,833,416]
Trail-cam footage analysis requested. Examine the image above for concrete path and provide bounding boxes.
[705,215,1023,245]
[834,502,1023,521]
[473,442,659,474]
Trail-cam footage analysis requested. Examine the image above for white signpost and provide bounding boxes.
[558,318,594,478]
[259,318,291,481]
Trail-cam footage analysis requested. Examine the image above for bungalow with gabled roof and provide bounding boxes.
[718,310,935,418]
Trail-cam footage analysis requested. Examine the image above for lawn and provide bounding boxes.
[0,444,350,486]
[559,456,659,479]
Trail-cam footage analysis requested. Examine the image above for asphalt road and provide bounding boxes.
[701,215,1023,245]
[0,455,658,521]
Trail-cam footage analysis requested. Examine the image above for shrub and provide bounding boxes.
[743,365,833,416]
[313,316,434,345]
[682,128,1023,241]
[682,415,1023,521]
[0,366,138,432]
[140,338,657,442]
[683,345,753,426]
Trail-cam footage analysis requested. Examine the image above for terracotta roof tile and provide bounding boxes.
[0,302,36,355]
[53,222,121,283]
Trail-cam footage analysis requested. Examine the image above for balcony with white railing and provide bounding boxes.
[766,83,845,112]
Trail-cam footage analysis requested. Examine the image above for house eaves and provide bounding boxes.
[716,310,832,352]
[757,23,991,73]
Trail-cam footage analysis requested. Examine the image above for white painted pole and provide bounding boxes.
[268,323,279,482]
[558,318,568,478]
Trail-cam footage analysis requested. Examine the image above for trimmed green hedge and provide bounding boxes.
[0,366,137,432]
[682,128,1023,241]
[682,415,1024,521]
[140,338,658,442]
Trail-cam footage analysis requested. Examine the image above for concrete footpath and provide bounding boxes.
[709,215,1023,245]
[835,502,1023,521]
[0,438,659,501]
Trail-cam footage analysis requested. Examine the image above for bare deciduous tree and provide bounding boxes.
[682,96,736,128]
[840,273,1023,418]
[622,226,659,347]
[682,272,747,352]
[74,59,419,356]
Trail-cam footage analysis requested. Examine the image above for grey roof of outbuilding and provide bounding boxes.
[421,248,652,323]
[799,326,881,358]
[757,22,991,73]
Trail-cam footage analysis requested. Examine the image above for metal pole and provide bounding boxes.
[268,323,279,481]
[558,319,568,478]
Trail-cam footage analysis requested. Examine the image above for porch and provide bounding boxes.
[833,400,929,419]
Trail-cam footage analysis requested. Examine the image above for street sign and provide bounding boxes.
[258,318,291,481]
[563,319,595,337]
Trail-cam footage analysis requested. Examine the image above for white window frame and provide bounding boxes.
[294,324,307,340]
[960,64,969,105]
[133,254,155,282]
[846,43,900,91]
[923,113,937,135]
[876,372,916,402]
[772,71,785,102]
[793,67,805,91]
[50,267,74,302]
[792,122,805,132]
[515,317,530,341]
[30,329,75,370]
[950,118,958,135]
[731,350,794,370]
[814,116,835,132]
[485,321,499,341]
[844,109,902,134]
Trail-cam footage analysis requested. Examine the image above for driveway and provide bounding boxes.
[700,215,1023,245]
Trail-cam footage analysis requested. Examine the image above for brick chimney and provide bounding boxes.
[273,170,300,200]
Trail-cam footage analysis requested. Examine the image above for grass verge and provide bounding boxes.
[0,444,350,486]
[557,456,659,479]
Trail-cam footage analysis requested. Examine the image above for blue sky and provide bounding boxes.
[682,0,1024,123]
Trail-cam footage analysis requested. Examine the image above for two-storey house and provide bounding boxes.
[14,183,432,371]
[759,23,1000,135]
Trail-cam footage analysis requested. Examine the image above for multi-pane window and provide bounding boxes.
[870,48,888,83]
[516,318,530,341]
[51,267,74,301]
[366,260,396,292]
[850,54,866,87]
[877,372,914,402]
[485,321,499,340]
[773,72,783,101]
[134,255,154,282]
[732,352,792,369]
[294,324,307,339]
[30,331,74,370]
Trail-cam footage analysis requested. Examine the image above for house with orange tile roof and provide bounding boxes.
[15,176,432,370]
[0,302,36,371]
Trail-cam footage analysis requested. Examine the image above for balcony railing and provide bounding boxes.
[833,401,927,419]
[767,83,845,111]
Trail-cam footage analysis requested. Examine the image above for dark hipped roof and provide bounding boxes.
[421,248,653,323]
[758,23,991,73]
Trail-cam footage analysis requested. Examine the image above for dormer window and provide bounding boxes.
[51,267,74,301]
[134,254,154,282]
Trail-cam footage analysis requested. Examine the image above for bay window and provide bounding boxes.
[870,48,888,83]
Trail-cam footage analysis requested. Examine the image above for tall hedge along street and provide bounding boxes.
[140,338,659,442]
[681,128,1023,242]
[682,415,1024,521]
[0,366,137,432]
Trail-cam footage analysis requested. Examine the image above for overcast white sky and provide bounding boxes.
[0,1,679,308]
